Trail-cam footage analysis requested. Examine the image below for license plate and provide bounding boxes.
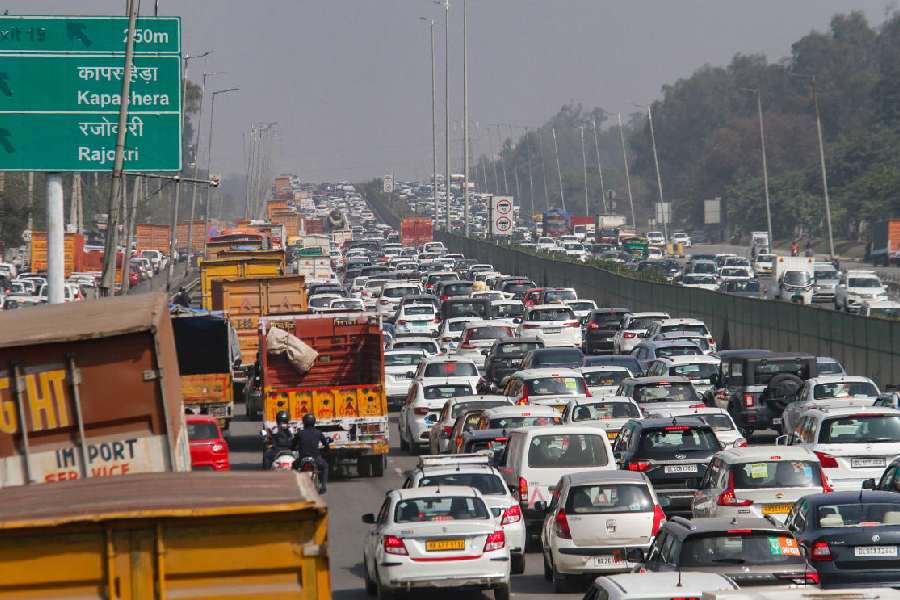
[543,328,561,334]
[772,417,782,425]
[426,538,465,552]
[762,503,793,515]
[664,464,698,474]
[412,321,428,326]
[855,545,898,557]
[852,458,886,468]
[588,555,625,568]
[607,431,619,440]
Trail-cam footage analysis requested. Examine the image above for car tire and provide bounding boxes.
[552,564,570,593]
[358,458,373,478]
[371,455,385,477]
[375,569,393,600]
[494,583,511,600]
[511,552,526,575]
[410,441,421,456]
[543,554,552,581]
[399,435,408,452]
[364,557,377,596]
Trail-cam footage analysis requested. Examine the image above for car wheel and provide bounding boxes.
[399,431,408,452]
[511,552,526,575]
[358,458,373,478]
[410,441,421,456]
[543,554,552,581]
[371,455,385,477]
[364,556,377,596]
[494,583,511,600]
[375,569,393,600]
[552,564,570,593]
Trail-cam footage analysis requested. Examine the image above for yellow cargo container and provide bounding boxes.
[199,257,283,310]
[0,471,329,600]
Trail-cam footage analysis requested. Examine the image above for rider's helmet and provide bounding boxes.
[276,410,290,428]
[302,413,316,428]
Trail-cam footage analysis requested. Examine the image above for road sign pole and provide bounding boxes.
[99,0,139,296]
[46,173,65,304]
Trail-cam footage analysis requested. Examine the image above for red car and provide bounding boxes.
[186,415,230,471]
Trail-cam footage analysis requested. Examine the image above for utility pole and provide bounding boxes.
[462,0,470,236]
[507,124,521,204]
[243,125,257,219]
[551,127,565,212]
[494,125,509,194]
[645,104,667,240]
[592,118,606,213]
[187,71,217,266]
[441,0,450,231]
[204,87,239,242]
[122,175,140,293]
[811,77,835,257]
[617,113,636,228]
[523,127,535,219]
[99,0,138,296]
[579,125,589,215]
[538,128,550,209]
[742,88,774,249]
[420,17,438,224]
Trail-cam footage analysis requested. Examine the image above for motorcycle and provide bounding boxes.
[297,455,323,493]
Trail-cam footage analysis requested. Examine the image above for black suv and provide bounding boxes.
[481,337,544,391]
[582,308,630,354]
[709,350,817,437]
[519,347,584,371]
[612,417,721,515]
[632,516,815,588]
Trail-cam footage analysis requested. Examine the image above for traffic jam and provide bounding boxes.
[331,190,900,599]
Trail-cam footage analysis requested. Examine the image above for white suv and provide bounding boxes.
[780,375,880,435]
[834,270,888,313]
[612,312,670,354]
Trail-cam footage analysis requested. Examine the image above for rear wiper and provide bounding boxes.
[711,558,746,564]
[863,438,899,443]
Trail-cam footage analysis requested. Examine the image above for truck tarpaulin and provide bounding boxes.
[400,217,434,246]
[0,293,190,487]
[135,223,171,254]
[30,232,84,276]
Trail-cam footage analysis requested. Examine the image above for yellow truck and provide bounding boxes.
[199,256,284,310]
[0,471,330,600]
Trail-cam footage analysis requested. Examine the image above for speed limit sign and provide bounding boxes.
[491,195,514,236]
[495,216,513,233]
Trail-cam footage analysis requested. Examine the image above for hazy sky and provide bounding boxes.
[5,1,888,183]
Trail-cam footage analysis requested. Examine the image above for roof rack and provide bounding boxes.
[417,454,490,469]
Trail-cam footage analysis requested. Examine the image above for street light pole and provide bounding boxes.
[636,103,667,239]
[592,118,606,213]
[507,124,521,204]
[742,88,773,248]
[462,0,470,236]
[420,17,438,224]
[441,0,450,231]
[811,77,835,257]
[187,70,220,266]
[580,125,589,215]
[551,127,565,212]
[617,113,636,228]
[522,126,535,219]
[204,87,239,243]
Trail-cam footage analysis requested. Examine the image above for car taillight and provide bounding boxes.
[517,388,529,405]
[820,468,834,493]
[554,510,572,539]
[501,504,522,526]
[733,438,748,448]
[384,535,408,555]
[708,338,716,347]
[441,295,448,302]
[689,403,706,408]
[623,332,636,339]
[398,319,407,325]
[414,407,429,416]
[587,322,600,330]
[742,393,755,408]
[810,541,832,561]
[522,324,540,329]
[518,477,528,501]
[483,530,505,552]
[443,425,453,437]
[584,388,592,398]
[563,320,579,328]
[815,451,839,469]
[459,342,475,350]
[718,472,753,507]
[670,597,700,600]
[211,443,224,453]
[626,460,651,472]
[778,572,820,586]
[651,504,666,536]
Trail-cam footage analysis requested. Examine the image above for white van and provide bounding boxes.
[498,425,615,543]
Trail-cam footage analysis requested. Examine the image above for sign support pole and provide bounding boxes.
[46,173,65,304]
[166,176,181,289]
[99,0,139,296]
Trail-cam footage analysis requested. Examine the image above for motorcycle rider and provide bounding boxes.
[263,410,296,470]
[297,413,330,492]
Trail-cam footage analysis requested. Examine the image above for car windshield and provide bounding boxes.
[465,326,513,341]
[684,275,716,284]
[813,381,878,399]
[187,421,219,441]
[544,290,577,303]
[638,426,721,456]
[309,296,337,308]
[385,353,422,367]
[815,269,839,281]
[445,302,486,318]
[565,484,652,514]
[849,277,881,288]
[394,496,489,522]
[489,415,561,429]
[679,533,803,566]
[731,461,821,489]
[754,360,807,385]
[783,272,810,285]
[418,473,506,495]
[591,313,626,327]
[424,362,478,377]
[583,370,629,387]
[571,402,641,421]
[819,415,900,444]
[528,308,574,321]
[423,384,472,399]
[525,376,587,396]
[670,363,718,380]
[692,263,717,274]
[817,503,900,527]
[404,305,435,316]
[527,433,608,468]
[727,280,761,292]
[451,400,509,418]
[696,414,733,431]
[532,348,583,366]
[497,342,542,356]
[656,345,703,358]
[635,382,699,403]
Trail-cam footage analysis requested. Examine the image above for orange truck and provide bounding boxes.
[134,223,171,254]
[175,220,206,255]
[872,218,900,266]
[256,314,388,477]
[400,217,434,246]
[29,232,84,276]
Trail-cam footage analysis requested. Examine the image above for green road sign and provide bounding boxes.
[0,54,180,112]
[0,16,180,54]
[0,112,181,171]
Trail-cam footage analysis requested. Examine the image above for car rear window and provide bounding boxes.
[545,289,577,303]
[383,286,420,298]
[679,533,803,566]
[816,502,900,527]
[565,484,652,514]
[424,384,472,399]
[491,303,524,318]
[696,413,733,431]
[628,317,662,330]
[753,360,808,384]
[527,433,608,468]
[424,362,478,377]
[418,473,506,496]
[669,363,718,380]
[532,348,583,366]
[497,342,541,356]
[661,324,708,336]
[385,353,422,367]
[656,345,703,359]
[465,325,513,341]
[525,376,587,396]
[445,302,487,318]
[404,305,435,316]
[528,307,575,321]
[637,426,721,456]
[812,381,878,399]
[394,496,489,522]
[451,400,509,418]
[502,282,533,294]
[591,313,626,327]
[572,402,640,421]
[634,382,698,403]
[818,415,900,444]
[583,370,629,387]
[568,301,594,311]
[488,415,561,429]
[732,461,821,489]
[187,422,219,441]
[393,341,437,353]
[443,282,474,296]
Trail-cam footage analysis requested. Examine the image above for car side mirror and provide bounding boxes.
[775,434,794,446]
[534,501,548,513]
[362,513,376,524]
[513,317,522,324]
[626,548,645,563]
[481,349,490,356]
[862,478,876,490]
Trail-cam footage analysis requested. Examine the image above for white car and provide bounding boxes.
[644,318,716,353]
[565,299,597,322]
[785,406,900,491]
[454,321,515,370]
[671,232,692,247]
[781,375,880,435]
[644,354,721,397]
[329,297,365,311]
[579,365,633,396]
[437,316,480,353]
[588,572,737,600]
[378,282,423,315]
[560,396,642,443]
[718,266,753,283]
[414,356,480,391]
[646,231,666,247]
[680,273,719,291]
[501,368,590,410]
[834,270,889,313]
[644,406,744,448]
[391,336,441,356]
[428,395,513,454]
[385,349,427,406]
[517,304,581,348]
[402,454,527,574]
[753,253,775,276]
[692,445,828,524]
[540,471,664,591]
[488,300,524,326]
[561,242,588,261]
[471,291,508,302]
[536,237,556,252]
[647,246,664,259]
[612,312,670,354]
[396,303,440,337]
[362,486,511,600]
